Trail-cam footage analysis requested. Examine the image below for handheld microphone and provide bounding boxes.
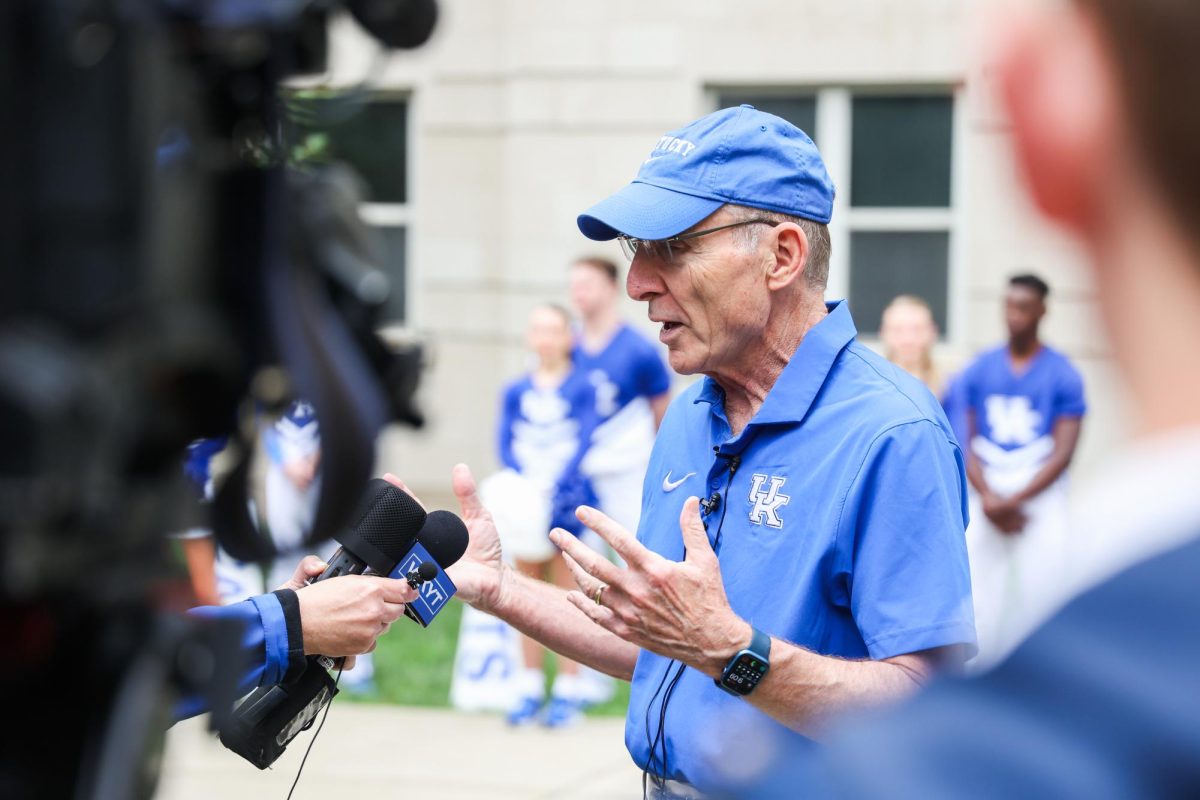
[219,479,456,769]
[347,0,439,50]
[312,477,428,581]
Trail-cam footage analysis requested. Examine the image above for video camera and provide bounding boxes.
[0,0,436,796]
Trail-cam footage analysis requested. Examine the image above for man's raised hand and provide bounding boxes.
[551,498,750,678]
[382,465,506,612]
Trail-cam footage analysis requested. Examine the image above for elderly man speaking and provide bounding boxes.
[402,105,974,797]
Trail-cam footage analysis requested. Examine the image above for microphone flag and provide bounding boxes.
[391,541,457,626]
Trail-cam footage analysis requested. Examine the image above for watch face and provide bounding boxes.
[722,653,769,695]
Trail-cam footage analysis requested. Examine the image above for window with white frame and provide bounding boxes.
[284,91,410,324]
[716,89,958,338]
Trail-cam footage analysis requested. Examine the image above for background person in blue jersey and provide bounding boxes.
[730,0,1200,794]
[399,106,975,797]
[569,256,672,536]
[961,274,1085,667]
[493,303,601,726]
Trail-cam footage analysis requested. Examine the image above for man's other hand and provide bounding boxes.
[553,497,750,678]
[382,465,506,612]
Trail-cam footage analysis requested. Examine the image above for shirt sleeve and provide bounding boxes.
[835,420,977,660]
[960,357,983,417]
[637,344,672,398]
[1053,361,1087,419]
[174,592,297,720]
[497,383,520,472]
[938,374,970,451]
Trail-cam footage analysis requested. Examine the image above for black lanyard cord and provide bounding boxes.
[642,453,739,797]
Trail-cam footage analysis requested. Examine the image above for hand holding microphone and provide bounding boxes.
[220,478,469,769]
[296,576,414,656]
[268,556,415,659]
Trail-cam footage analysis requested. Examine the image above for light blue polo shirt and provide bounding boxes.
[626,301,975,791]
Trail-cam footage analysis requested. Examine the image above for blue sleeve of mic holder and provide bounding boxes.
[174,594,292,721]
[247,592,291,687]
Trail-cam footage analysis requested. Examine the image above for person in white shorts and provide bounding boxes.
[960,274,1085,669]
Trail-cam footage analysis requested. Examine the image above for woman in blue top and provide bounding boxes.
[494,303,599,727]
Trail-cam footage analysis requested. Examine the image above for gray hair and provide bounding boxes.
[728,205,831,290]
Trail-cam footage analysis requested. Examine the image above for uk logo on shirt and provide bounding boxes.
[748,474,790,528]
[985,395,1043,446]
[588,369,620,418]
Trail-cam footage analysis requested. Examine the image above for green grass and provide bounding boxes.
[344,600,630,717]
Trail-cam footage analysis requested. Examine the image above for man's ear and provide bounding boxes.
[994,3,1120,234]
[766,223,810,291]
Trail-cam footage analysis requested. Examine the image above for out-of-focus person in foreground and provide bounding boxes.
[738,0,1200,795]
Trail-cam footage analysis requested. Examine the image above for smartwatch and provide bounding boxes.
[715,626,771,696]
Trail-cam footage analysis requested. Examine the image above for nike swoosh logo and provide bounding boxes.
[662,471,696,492]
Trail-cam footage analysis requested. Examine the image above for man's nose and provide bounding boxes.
[626,253,663,302]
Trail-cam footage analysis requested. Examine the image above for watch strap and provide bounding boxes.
[747,626,771,660]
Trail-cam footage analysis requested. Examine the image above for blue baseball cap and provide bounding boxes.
[577,105,835,241]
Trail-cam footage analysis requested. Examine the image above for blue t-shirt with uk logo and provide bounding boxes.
[574,324,672,476]
[626,301,975,792]
[961,344,1086,470]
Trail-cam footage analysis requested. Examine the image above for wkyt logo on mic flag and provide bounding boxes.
[392,541,457,627]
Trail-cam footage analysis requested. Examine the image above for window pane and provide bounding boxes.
[849,231,949,336]
[851,95,952,207]
[715,93,817,143]
[285,94,408,204]
[374,225,407,324]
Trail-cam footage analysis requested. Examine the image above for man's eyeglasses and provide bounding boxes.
[617,218,779,263]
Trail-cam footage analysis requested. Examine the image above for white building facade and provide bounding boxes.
[313,0,1127,499]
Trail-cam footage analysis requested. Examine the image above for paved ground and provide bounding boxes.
[157,705,643,799]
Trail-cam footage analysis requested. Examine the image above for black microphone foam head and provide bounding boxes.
[340,478,427,573]
[349,0,438,50]
[416,561,438,581]
[416,509,468,568]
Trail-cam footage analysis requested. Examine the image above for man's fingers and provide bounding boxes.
[575,505,655,570]
[566,589,623,632]
[560,550,603,595]
[679,497,715,564]
[382,473,428,512]
[551,528,625,588]
[452,463,486,517]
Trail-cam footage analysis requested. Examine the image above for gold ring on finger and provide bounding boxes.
[594,585,605,606]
